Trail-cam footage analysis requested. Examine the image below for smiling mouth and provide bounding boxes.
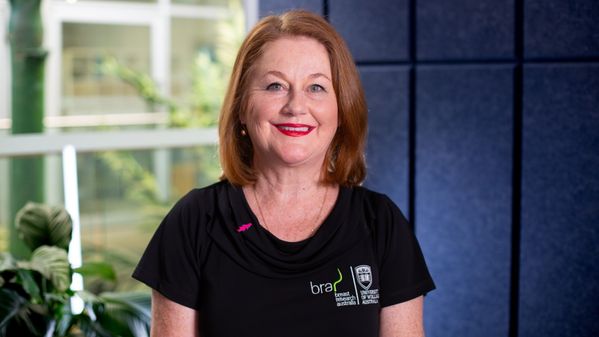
[273,123,315,137]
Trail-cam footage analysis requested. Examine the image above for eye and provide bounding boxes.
[266,82,284,91]
[309,84,326,93]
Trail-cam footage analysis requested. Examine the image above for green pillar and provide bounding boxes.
[8,0,47,258]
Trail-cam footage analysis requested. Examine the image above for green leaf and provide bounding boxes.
[0,253,18,287]
[15,202,49,251]
[29,246,71,292]
[0,288,49,337]
[75,313,113,337]
[95,292,151,337]
[75,262,116,282]
[0,253,17,272]
[54,305,76,337]
[15,202,72,251]
[0,288,27,331]
[47,206,73,250]
[101,292,151,319]
[15,269,42,303]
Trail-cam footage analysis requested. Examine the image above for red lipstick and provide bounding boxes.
[273,123,315,137]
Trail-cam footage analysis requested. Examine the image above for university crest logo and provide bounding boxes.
[354,265,372,290]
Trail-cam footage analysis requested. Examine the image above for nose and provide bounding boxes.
[282,89,307,116]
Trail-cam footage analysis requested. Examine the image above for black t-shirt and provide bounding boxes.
[133,180,435,337]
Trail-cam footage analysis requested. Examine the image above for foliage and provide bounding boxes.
[96,151,161,205]
[16,203,73,251]
[101,0,245,129]
[0,203,151,337]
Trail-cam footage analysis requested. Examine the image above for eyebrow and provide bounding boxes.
[264,70,331,82]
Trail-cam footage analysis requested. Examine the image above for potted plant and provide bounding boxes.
[0,202,151,337]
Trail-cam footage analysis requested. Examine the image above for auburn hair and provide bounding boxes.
[219,10,367,186]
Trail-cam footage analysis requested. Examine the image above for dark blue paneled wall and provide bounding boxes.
[524,1,599,58]
[258,1,599,336]
[417,0,514,60]
[259,0,322,16]
[520,65,599,337]
[360,66,410,214]
[416,66,513,337]
[330,0,409,62]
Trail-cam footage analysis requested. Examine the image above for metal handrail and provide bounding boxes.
[0,127,218,157]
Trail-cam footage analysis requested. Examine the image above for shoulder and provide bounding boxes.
[351,185,386,200]
[349,186,412,254]
[350,185,405,222]
[173,180,233,214]
[182,179,231,200]
[158,180,235,237]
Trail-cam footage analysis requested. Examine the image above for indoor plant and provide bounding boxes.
[0,202,151,337]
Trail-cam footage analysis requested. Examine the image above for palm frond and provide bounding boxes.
[95,292,151,337]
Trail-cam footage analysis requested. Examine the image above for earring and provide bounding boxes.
[240,125,247,136]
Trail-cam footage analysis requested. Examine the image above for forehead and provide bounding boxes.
[254,36,331,75]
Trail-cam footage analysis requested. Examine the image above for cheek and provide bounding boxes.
[245,102,275,139]
[323,100,339,126]
[247,95,280,121]
[244,101,261,126]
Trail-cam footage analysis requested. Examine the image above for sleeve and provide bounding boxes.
[132,190,204,310]
[376,195,435,307]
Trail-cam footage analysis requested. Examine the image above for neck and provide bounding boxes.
[252,157,325,198]
[244,158,338,241]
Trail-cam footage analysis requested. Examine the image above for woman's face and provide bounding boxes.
[243,36,338,171]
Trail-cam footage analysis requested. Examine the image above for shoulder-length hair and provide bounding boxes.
[219,10,367,186]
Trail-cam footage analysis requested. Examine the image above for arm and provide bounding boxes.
[379,296,425,337]
[151,290,200,337]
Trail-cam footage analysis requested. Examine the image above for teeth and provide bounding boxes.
[278,126,309,132]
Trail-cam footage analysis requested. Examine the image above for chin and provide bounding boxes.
[276,151,323,167]
[279,156,312,167]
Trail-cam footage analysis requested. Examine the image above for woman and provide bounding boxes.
[134,10,434,337]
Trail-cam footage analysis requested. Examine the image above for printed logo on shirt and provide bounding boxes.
[308,265,379,307]
[355,265,372,290]
[236,223,253,232]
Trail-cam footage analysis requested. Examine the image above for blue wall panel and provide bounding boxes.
[259,0,323,17]
[360,66,410,215]
[524,0,599,58]
[520,65,599,336]
[416,66,513,337]
[329,0,409,62]
[417,0,514,60]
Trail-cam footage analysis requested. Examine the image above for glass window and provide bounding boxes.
[1,0,252,292]
[170,6,244,128]
[75,0,156,3]
[77,145,220,291]
[0,154,64,254]
[171,18,220,100]
[170,18,223,127]
[172,0,229,6]
[62,23,151,117]
[0,0,9,123]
